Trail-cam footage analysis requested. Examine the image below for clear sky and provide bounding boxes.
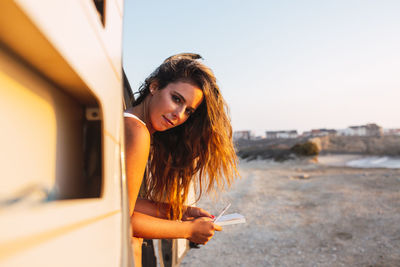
[122,1,400,135]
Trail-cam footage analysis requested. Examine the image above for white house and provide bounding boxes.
[233,130,252,140]
[266,130,298,139]
[341,123,383,136]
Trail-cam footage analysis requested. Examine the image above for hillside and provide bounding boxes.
[235,135,400,161]
[310,135,400,156]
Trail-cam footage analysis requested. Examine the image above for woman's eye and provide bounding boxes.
[185,109,193,116]
[172,95,181,103]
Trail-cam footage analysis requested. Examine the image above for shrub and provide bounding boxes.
[291,141,319,157]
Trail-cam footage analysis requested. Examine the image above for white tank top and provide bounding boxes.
[123,112,146,126]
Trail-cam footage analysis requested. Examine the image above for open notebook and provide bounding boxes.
[214,213,246,226]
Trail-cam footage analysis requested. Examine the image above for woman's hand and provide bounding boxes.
[182,206,214,221]
[184,217,222,244]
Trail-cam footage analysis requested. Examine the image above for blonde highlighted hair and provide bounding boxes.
[134,53,238,219]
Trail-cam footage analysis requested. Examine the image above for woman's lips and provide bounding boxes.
[163,115,174,126]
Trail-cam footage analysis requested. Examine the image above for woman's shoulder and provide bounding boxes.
[124,113,150,145]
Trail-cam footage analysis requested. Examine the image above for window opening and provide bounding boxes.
[93,0,106,26]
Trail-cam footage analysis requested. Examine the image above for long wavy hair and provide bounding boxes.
[133,53,238,220]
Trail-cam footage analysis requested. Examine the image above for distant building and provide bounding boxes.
[365,123,383,136]
[265,130,298,139]
[341,123,383,137]
[309,129,337,137]
[233,130,251,141]
[348,126,367,136]
[384,128,400,136]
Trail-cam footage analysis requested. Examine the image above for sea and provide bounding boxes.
[346,156,400,169]
[318,155,400,169]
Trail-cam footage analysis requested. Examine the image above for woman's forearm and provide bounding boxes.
[135,199,214,222]
[131,211,190,239]
[134,199,170,219]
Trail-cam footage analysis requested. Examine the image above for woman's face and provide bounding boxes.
[148,81,204,132]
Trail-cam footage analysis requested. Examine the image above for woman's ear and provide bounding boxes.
[149,82,158,95]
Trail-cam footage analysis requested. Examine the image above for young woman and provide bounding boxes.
[124,53,238,265]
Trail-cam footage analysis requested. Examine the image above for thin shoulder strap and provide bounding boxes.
[123,112,146,126]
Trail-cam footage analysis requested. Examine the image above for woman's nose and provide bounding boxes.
[172,107,186,121]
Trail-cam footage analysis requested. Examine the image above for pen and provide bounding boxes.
[213,203,231,223]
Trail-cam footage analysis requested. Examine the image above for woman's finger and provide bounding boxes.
[214,223,222,231]
[198,208,212,218]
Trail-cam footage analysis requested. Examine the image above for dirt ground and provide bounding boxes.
[181,157,400,267]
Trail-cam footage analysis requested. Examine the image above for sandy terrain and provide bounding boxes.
[181,157,400,267]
